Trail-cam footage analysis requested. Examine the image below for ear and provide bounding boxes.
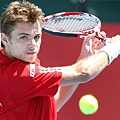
[1,33,9,47]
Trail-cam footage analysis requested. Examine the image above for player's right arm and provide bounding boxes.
[60,51,108,86]
[60,35,120,86]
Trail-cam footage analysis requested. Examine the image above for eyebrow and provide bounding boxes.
[18,33,42,36]
[18,33,31,36]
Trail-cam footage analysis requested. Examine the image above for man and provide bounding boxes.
[0,0,120,120]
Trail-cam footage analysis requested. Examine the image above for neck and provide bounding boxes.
[3,48,14,59]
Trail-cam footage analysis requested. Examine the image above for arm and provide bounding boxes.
[60,51,108,86]
[55,51,107,111]
[55,33,106,112]
[55,34,120,111]
[54,84,79,112]
[60,35,120,86]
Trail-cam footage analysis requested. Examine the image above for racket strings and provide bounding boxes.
[44,15,98,33]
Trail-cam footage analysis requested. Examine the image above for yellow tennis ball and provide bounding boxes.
[79,94,99,115]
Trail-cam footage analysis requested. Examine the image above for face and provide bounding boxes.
[2,22,42,63]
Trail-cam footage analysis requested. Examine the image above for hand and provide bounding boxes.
[80,31,106,59]
[90,31,106,54]
[90,38,105,54]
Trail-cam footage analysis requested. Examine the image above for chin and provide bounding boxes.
[23,58,36,63]
[28,59,36,63]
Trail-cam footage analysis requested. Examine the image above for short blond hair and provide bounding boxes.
[0,0,44,47]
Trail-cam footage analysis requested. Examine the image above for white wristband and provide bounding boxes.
[104,38,111,44]
[99,43,120,65]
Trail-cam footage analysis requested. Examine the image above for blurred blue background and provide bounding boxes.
[0,0,120,22]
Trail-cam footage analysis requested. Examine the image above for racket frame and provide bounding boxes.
[43,12,101,38]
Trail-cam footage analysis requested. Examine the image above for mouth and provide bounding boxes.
[26,51,37,55]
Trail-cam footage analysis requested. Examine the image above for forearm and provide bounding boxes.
[55,84,79,112]
[55,43,89,112]
[60,51,108,86]
[74,51,108,80]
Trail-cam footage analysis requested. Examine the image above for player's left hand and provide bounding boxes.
[88,31,106,54]
[80,31,106,59]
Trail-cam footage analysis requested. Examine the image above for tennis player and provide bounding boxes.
[0,1,120,120]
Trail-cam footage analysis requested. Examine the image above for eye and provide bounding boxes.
[34,35,41,41]
[20,36,28,40]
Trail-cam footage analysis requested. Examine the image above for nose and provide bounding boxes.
[28,39,36,49]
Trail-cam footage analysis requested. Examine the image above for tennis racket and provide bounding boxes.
[43,12,110,43]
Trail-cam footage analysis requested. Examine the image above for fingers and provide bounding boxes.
[83,32,96,43]
[82,31,107,54]
[90,39,105,54]
[85,31,106,54]
[92,38,105,46]
[88,31,106,43]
